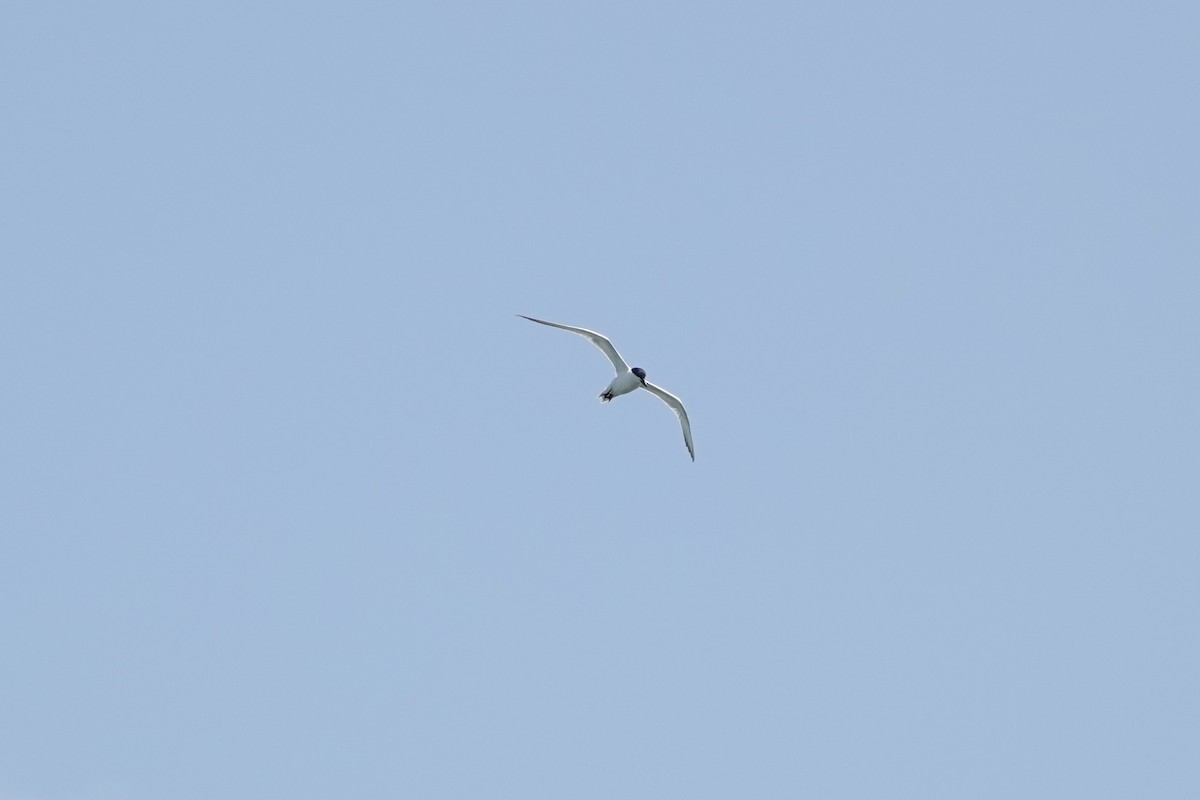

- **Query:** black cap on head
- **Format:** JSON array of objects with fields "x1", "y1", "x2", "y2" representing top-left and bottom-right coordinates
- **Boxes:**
[{"x1": 632, "y1": 367, "x2": 646, "y2": 382}]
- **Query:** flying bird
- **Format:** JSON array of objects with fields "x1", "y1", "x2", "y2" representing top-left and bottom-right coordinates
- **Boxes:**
[{"x1": 517, "y1": 314, "x2": 694, "y2": 461}]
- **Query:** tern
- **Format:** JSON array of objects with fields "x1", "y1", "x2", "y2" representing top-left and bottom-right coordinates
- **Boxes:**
[{"x1": 518, "y1": 314, "x2": 694, "y2": 461}]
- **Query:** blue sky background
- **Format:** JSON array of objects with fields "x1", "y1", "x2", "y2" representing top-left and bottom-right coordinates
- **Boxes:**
[{"x1": 3, "y1": 3, "x2": 1198, "y2": 798}]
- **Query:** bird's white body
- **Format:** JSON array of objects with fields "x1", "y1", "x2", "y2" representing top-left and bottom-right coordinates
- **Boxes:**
[
  {"x1": 518, "y1": 314, "x2": 695, "y2": 461},
  {"x1": 604, "y1": 370, "x2": 644, "y2": 400}
]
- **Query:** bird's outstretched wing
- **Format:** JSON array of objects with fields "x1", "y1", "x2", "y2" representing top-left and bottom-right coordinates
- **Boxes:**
[
  {"x1": 517, "y1": 315, "x2": 629, "y2": 375},
  {"x1": 642, "y1": 381, "x2": 694, "y2": 461}
]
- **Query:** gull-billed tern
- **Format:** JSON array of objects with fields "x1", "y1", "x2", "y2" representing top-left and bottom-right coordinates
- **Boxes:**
[{"x1": 518, "y1": 314, "x2": 694, "y2": 461}]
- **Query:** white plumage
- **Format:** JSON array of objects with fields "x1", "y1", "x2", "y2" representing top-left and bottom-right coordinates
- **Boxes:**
[{"x1": 518, "y1": 314, "x2": 694, "y2": 461}]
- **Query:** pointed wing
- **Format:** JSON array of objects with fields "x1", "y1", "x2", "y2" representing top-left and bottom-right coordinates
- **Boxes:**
[
  {"x1": 517, "y1": 315, "x2": 629, "y2": 375},
  {"x1": 642, "y1": 381, "x2": 695, "y2": 461}
]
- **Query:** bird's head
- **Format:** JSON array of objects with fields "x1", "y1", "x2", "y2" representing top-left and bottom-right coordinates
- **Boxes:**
[{"x1": 632, "y1": 367, "x2": 647, "y2": 385}]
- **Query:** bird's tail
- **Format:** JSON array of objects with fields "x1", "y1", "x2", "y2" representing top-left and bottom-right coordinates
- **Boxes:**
[{"x1": 599, "y1": 389, "x2": 614, "y2": 403}]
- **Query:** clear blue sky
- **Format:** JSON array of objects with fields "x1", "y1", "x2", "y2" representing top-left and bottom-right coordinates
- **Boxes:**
[{"x1": 3, "y1": 3, "x2": 1197, "y2": 798}]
